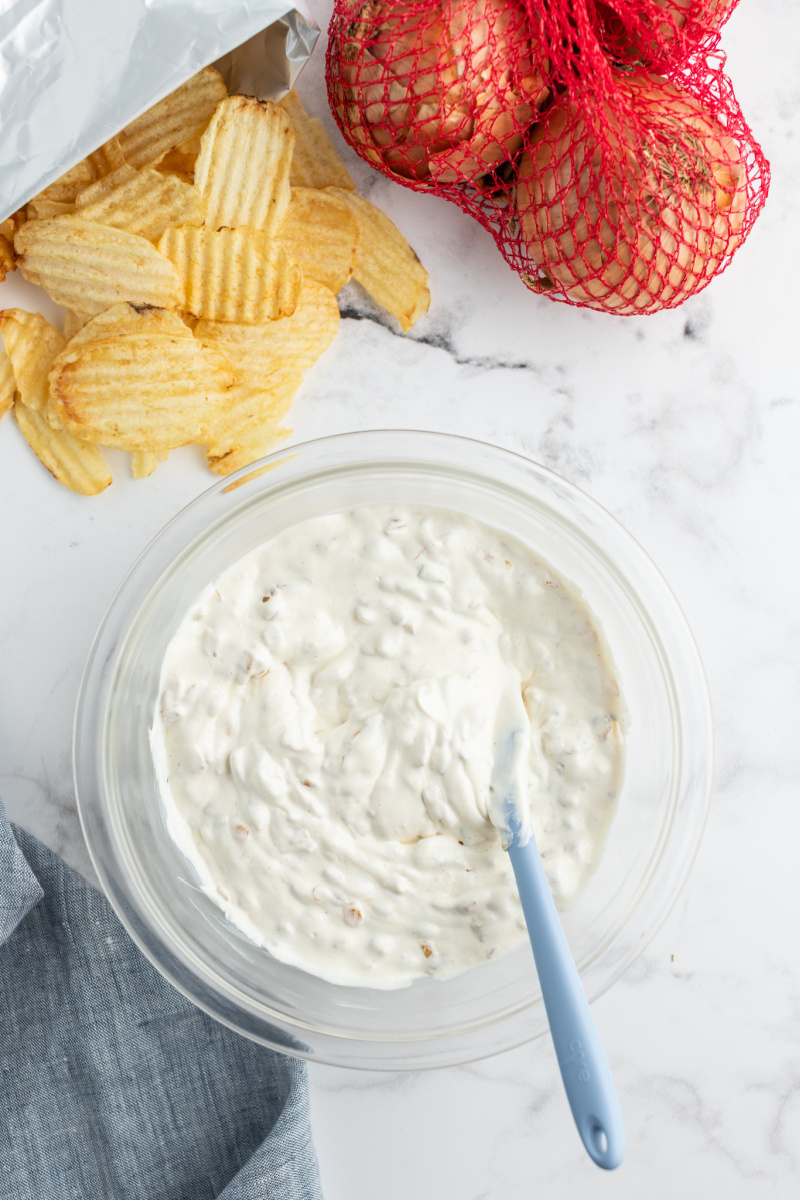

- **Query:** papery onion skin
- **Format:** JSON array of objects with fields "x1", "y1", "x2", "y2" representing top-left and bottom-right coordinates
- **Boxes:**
[
  {"x1": 515, "y1": 74, "x2": 746, "y2": 315},
  {"x1": 328, "y1": 0, "x2": 550, "y2": 185},
  {"x1": 593, "y1": 0, "x2": 736, "y2": 67}
]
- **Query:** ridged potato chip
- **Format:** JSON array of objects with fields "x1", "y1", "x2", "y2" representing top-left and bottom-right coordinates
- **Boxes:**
[
  {"x1": 26, "y1": 199, "x2": 75, "y2": 221},
  {"x1": 76, "y1": 165, "x2": 204, "y2": 242},
  {"x1": 55, "y1": 303, "x2": 193, "y2": 363},
  {"x1": 75, "y1": 164, "x2": 138, "y2": 210},
  {"x1": 63, "y1": 310, "x2": 90, "y2": 340},
  {"x1": 158, "y1": 225, "x2": 301, "y2": 323},
  {"x1": 1, "y1": 343, "x2": 15, "y2": 419},
  {"x1": 1, "y1": 81, "x2": 431, "y2": 496},
  {"x1": 194, "y1": 280, "x2": 340, "y2": 381},
  {"x1": 0, "y1": 232, "x2": 14, "y2": 282},
  {"x1": 279, "y1": 91, "x2": 356, "y2": 191},
  {"x1": 49, "y1": 333, "x2": 233, "y2": 450},
  {"x1": 277, "y1": 189, "x2": 358, "y2": 294},
  {"x1": 0, "y1": 309, "x2": 65, "y2": 413},
  {"x1": 208, "y1": 423, "x2": 292, "y2": 477},
  {"x1": 15, "y1": 399, "x2": 111, "y2": 495},
  {"x1": 15, "y1": 218, "x2": 181, "y2": 315},
  {"x1": 28, "y1": 137, "x2": 126, "y2": 208},
  {"x1": 328, "y1": 189, "x2": 430, "y2": 331},
  {"x1": 131, "y1": 448, "x2": 168, "y2": 479},
  {"x1": 30, "y1": 159, "x2": 96, "y2": 207},
  {"x1": 118, "y1": 67, "x2": 228, "y2": 169},
  {"x1": 157, "y1": 137, "x2": 201, "y2": 182},
  {"x1": 87, "y1": 138, "x2": 127, "y2": 177},
  {"x1": 195, "y1": 96, "x2": 294, "y2": 236},
  {"x1": 205, "y1": 371, "x2": 301, "y2": 475}
]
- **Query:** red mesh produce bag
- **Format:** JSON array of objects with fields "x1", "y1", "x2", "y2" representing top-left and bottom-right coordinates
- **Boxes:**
[{"x1": 326, "y1": 0, "x2": 769, "y2": 315}]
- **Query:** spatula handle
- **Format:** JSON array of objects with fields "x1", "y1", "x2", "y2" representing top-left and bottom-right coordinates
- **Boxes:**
[{"x1": 508, "y1": 837, "x2": 625, "y2": 1170}]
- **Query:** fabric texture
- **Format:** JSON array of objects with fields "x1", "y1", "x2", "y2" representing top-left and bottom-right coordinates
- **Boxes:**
[{"x1": 0, "y1": 800, "x2": 323, "y2": 1200}]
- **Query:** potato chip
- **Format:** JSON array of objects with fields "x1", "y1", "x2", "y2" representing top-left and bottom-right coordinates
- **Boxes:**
[
  {"x1": 56, "y1": 302, "x2": 193, "y2": 362},
  {"x1": 28, "y1": 159, "x2": 97, "y2": 208},
  {"x1": 75, "y1": 165, "x2": 204, "y2": 242},
  {"x1": 1, "y1": 71, "x2": 431, "y2": 496},
  {"x1": 0, "y1": 309, "x2": 65, "y2": 413},
  {"x1": 26, "y1": 199, "x2": 75, "y2": 221},
  {"x1": 195, "y1": 96, "x2": 294, "y2": 236},
  {"x1": 194, "y1": 280, "x2": 339, "y2": 381},
  {"x1": 28, "y1": 137, "x2": 126, "y2": 209},
  {"x1": 1, "y1": 343, "x2": 15, "y2": 419},
  {"x1": 157, "y1": 137, "x2": 201, "y2": 182},
  {"x1": 327, "y1": 189, "x2": 430, "y2": 332},
  {"x1": 74, "y1": 164, "x2": 138, "y2": 210},
  {"x1": 87, "y1": 137, "x2": 127, "y2": 178},
  {"x1": 158, "y1": 225, "x2": 301, "y2": 323},
  {"x1": 49, "y1": 333, "x2": 233, "y2": 450},
  {"x1": 155, "y1": 163, "x2": 193, "y2": 186},
  {"x1": 63, "y1": 310, "x2": 89, "y2": 340},
  {"x1": 0, "y1": 232, "x2": 14, "y2": 282},
  {"x1": 180, "y1": 137, "x2": 203, "y2": 157},
  {"x1": 131, "y1": 448, "x2": 168, "y2": 479},
  {"x1": 277, "y1": 188, "x2": 358, "y2": 294},
  {"x1": 209, "y1": 425, "x2": 291, "y2": 477},
  {"x1": 117, "y1": 67, "x2": 228, "y2": 170},
  {"x1": 279, "y1": 91, "x2": 356, "y2": 191},
  {"x1": 14, "y1": 398, "x2": 111, "y2": 495},
  {"x1": 15, "y1": 218, "x2": 181, "y2": 315},
  {"x1": 205, "y1": 371, "x2": 300, "y2": 475}
]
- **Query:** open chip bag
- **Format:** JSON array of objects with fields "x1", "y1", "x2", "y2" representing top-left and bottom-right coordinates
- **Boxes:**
[
  {"x1": 0, "y1": 1, "x2": 319, "y2": 221},
  {"x1": 0, "y1": 0, "x2": 431, "y2": 493}
]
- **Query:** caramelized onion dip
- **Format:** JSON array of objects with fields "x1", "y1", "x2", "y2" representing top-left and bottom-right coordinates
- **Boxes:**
[{"x1": 152, "y1": 505, "x2": 625, "y2": 988}]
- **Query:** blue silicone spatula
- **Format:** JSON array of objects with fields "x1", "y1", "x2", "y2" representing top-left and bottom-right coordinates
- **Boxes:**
[{"x1": 496, "y1": 731, "x2": 625, "y2": 1170}]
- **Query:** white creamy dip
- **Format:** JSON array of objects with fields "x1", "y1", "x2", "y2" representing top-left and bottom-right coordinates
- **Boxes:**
[{"x1": 152, "y1": 505, "x2": 624, "y2": 989}]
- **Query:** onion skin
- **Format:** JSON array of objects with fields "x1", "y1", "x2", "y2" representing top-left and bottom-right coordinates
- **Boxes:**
[
  {"x1": 515, "y1": 74, "x2": 746, "y2": 315},
  {"x1": 328, "y1": 0, "x2": 550, "y2": 185},
  {"x1": 593, "y1": 0, "x2": 736, "y2": 66}
]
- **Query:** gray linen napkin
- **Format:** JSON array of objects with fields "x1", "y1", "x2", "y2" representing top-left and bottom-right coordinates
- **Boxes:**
[{"x1": 0, "y1": 800, "x2": 323, "y2": 1200}]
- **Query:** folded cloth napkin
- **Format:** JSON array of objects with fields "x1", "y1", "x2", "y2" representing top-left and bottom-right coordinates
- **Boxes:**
[{"x1": 0, "y1": 801, "x2": 323, "y2": 1200}]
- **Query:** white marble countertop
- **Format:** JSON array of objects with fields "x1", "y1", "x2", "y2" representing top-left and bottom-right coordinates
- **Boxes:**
[{"x1": 2, "y1": 1, "x2": 799, "y2": 1195}]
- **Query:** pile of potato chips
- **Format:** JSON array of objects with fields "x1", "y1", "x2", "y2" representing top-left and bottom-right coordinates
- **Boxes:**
[{"x1": 0, "y1": 69, "x2": 430, "y2": 494}]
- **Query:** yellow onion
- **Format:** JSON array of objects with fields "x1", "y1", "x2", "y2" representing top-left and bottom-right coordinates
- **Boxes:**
[
  {"x1": 515, "y1": 73, "x2": 746, "y2": 314},
  {"x1": 593, "y1": 0, "x2": 735, "y2": 66},
  {"x1": 328, "y1": 0, "x2": 549, "y2": 185}
]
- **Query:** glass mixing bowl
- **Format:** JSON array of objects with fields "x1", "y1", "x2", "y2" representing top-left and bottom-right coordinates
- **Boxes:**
[{"x1": 74, "y1": 430, "x2": 712, "y2": 1070}]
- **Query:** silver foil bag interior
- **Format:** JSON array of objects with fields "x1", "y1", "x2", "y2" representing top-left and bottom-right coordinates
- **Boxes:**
[{"x1": 0, "y1": 0, "x2": 318, "y2": 221}]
